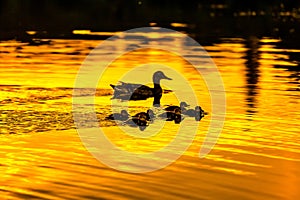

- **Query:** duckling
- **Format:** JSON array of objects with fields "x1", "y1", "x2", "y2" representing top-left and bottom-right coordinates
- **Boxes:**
[
  {"x1": 173, "y1": 107, "x2": 182, "y2": 124},
  {"x1": 164, "y1": 102, "x2": 189, "y2": 112},
  {"x1": 131, "y1": 109, "x2": 153, "y2": 125},
  {"x1": 181, "y1": 105, "x2": 207, "y2": 121},
  {"x1": 183, "y1": 108, "x2": 196, "y2": 117},
  {"x1": 158, "y1": 103, "x2": 187, "y2": 124},
  {"x1": 164, "y1": 102, "x2": 188, "y2": 117},
  {"x1": 106, "y1": 110, "x2": 129, "y2": 121},
  {"x1": 110, "y1": 71, "x2": 172, "y2": 107},
  {"x1": 194, "y1": 106, "x2": 206, "y2": 121},
  {"x1": 128, "y1": 109, "x2": 154, "y2": 131}
]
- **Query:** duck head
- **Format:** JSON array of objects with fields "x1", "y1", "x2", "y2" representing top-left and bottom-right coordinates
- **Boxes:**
[
  {"x1": 121, "y1": 110, "x2": 129, "y2": 117},
  {"x1": 195, "y1": 106, "x2": 201, "y2": 111},
  {"x1": 180, "y1": 102, "x2": 189, "y2": 107},
  {"x1": 194, "y1": 106, "x2": 205, "y2": 121},
  {"x1": 180, "y1": 102, "x2": 189, "y2": 111},
  {"x1": 153, "y1": 71, "x2": 172, "y2": 84}
]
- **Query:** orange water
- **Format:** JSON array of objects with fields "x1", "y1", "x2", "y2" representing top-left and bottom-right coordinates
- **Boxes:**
[{"x1": 0, "y1": 35, "x2": 299, "y2": 199}]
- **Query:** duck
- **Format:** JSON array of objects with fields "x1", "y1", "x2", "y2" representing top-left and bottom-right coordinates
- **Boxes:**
[
  {"x1": 158, "y1": 102, "x2": 188, "y2": 124},
  {"x1": 194, "y1": 106, "x2": 206, "y2": 121},
  {"x1": 105, "y1": 110, "x2": 129, "y2": 121},
  {"x1": 172, "y1": 107, "x2": 182, "y2": 124},
  {"x1": 182, "y1": 106, "x2": 207, "y2": 121},
  {"x1": 110, "y1": 71, "x2": 172, "y2": 107},
  {"x1": 158, "y1": 108, "x2": 182, "y2": 124},
  {"x1": 124, "y1": 109, "x2": 154, "y2": 131},
  {"x1": 164, "y1": 102, "x2": 189, "y2": 112},
  {"x1": 132, "y1": 109, "x2": 154, "y2": 125}
]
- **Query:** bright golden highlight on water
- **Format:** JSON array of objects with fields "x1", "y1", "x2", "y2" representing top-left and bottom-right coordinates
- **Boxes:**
[{"x1": 0, "y1": 34, "x2": 299, "y2": 199}]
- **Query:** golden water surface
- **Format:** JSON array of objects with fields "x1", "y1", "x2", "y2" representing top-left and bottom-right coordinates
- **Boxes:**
[{"x1": 0, "y1": 34, "x2": 300, "y2": 199}]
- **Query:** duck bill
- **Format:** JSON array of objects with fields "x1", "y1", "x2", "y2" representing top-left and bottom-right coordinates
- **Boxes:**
[{"x1": 164, "y1": 76, "x2": 172, "y2": 80}]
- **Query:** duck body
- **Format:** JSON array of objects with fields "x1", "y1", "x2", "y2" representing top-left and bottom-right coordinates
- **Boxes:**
[
  {"x1": 125, "y1": 109, "x2": 154, "y2": 131},
  {"x1": 131, "y1": 109, "x2": 154, "y2": 125},
  {"x1": 164, "y1": 102, "x2": 189, "y2": 112},
  {"x1": 132, "y1": 112, "x2": 149, "y2": 127},
  {"x1": 183, "y1": 109, "x2": 196, "y2": 117},
  {"x1": 159, "y1": 102, "x2": 188, "y2": 124},
  {"x1": 181, "y1": 106, "x2": 207, "y2": 121},
  {"x1": 110, "y1": 71, "x2": 172, "y2": 106},
  {"x1": 158, "y1": 111, "x2": 182, "y2": 124},
  {"x1": 110, "y1": 83, "x2": 158, "y2": 101}
]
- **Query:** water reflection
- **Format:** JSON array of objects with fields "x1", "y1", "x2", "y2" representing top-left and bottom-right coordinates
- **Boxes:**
[
  {"x1": 274, "y1": 50, "x2": 300, "y2": 91},
  {"x1": 244, "y1": 36, "x2": 261, "y2": 116},
  {"x1": 0, "y1": 36, "x2": 300, "y2": 199}
]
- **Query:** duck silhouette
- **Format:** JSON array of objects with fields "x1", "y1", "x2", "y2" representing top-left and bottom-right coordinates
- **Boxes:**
[
  {"x1": 194, "y1": 106, "x2": 206, "y2": 121},
  {"x1": 110, "y1": 71, "x2": 172, "y2": 107},
  {"x1": 182, "y1": 106, "x2": 207, "y2": 121},
  {"x1": 165, "y1": 102, "x2": 189, "y2": 112},
  {"x1": 158, "y1": 102, "x2": 189, "y2": 124},
  {"x1": 171, "y1": 107, "x2": 182, "y2": 124},
  {"x1": 105, "y1": 110, "x2": 129, "y2": 121},
  {"x1": 124, "y1": 109, "x2": 154, "y2": 131},
  {"x1": 132, "y1": 109, "x2": 153, "y2": 124}
]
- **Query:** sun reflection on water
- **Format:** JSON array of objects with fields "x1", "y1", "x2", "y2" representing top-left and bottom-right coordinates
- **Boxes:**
[{"x1": 0, "y1": 35, "x2": 299, "y2": 199}]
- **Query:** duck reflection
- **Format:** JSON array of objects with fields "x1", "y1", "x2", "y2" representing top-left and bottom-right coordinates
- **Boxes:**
[
  {"x1": 244, "y1": 36, "x2": 261, "y2": 116},
  {"x1": 274, "y1": 51, "x2": 300, "y2": 91}
]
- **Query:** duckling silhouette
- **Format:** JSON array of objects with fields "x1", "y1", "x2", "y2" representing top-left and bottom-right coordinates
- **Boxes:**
[
  {"x1": 165, "y1": 102, "x2": 189, "y2": 112},
  {"x1": 106, "y1": 110, "x2": 129, "y2": 121},
  {"x1": 181, "y1": 106, "x2": 207, "y2": 121},
  {"x1": 158, "y1": 102, "x2": 188, "y2": 124},
  {"x1": 194, "y1": 106, "x2": 206, "y2": 121},
  {"x1": 172, "y1": 107, "x2": 182, "y2": 124},
  {"x1": 182, "y1": 105, "x2": 198, "y2": 117},
  {"x1": 132, "y1": 109, "x2": 153, "y2": 124},
  {"x1": 110, "y1": 71, "x2": 172, "y2": 107},
  {"x1": 127, "y1": 109, "x2": 154, "y2": 131}
]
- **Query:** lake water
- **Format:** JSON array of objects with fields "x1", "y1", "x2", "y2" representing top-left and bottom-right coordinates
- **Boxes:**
[{"x1": 0, "y1": 31, "x2": 299, "y2": 199}]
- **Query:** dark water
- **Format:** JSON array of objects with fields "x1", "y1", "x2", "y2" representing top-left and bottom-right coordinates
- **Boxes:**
[{"x1": 0, "y1": 33, "x2": 299, "y2": 199}]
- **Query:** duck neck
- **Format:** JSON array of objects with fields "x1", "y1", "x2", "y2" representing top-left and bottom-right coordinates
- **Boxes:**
[
  {"x1": 153, "y1": 78, "x2": 162, "y2": 107},
  {"x1": 153, "y1": 83, "x2": 162, "y2": 107},
  {"x1": 153, "y1": 76, "x2": 161, "y2": 85},
  {"x1": 153, "y1": 83, "x2": 161, "y2": 89},
  {"x1": 153, "y1": 96, "x2": 161, "y2": 107}
]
